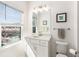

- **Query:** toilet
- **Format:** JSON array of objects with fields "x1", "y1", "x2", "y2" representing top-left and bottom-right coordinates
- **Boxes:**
[{"x1": 56, "y1": 41, "x2": 68, "y2": 57}]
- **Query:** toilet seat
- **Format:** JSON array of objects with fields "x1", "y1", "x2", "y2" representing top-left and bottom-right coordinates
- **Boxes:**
[{"x1": 56, "y1": 54, "x2": 67, "y2": 57}]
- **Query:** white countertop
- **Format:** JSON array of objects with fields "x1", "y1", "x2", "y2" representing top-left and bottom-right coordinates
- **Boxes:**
[{"x1": 25, "y1": 35, "x2": 51, "y2": 41}]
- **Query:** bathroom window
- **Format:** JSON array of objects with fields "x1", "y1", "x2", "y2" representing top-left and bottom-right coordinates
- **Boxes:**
[
  {"x1": 0, "y1": 2, "x2": 22, "y2": 47},
  {"x1": 1, "y1": 26, "x2": 21, "y2": 47},
  {"x1": 0, "y1": 2, "x2": 22, "y2": 24},
  {"x1": 6, "y1": 6, "x2": 21, "y2": 24}
]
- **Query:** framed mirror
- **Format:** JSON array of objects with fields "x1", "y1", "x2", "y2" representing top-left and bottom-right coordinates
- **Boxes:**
[{"x1": 32, "y1": 5, "x2": 50, "y2": 35}]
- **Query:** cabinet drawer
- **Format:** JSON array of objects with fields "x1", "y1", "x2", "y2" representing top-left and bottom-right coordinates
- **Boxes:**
[
  {"x1": 30, "y1": 39, "x2": 39, "y2": 45},
  {"x1": 40, "y1": 40, "x2": 48, "y2": 46}
]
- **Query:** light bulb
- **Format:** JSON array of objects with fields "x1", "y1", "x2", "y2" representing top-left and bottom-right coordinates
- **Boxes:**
[
  {"x1": 33, "y1": 8, "x2": 38, "y2": 14},
  {"x1": 38, "y1": 8, "x2": 42, "y2": 12},
  {"x1": 43, "y1": 6, "x2": 49, "y2": 11}
]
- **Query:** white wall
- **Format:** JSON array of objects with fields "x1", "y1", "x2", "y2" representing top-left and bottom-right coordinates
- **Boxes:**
[{"x1": 27, "y1": 1, "x2": 78, "y2": 51}]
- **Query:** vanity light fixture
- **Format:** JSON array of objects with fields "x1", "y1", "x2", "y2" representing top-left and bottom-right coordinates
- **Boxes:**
[
  {"x1": 33, "y1": 8, "x2": 38, "y2": 14},
  {"x1": 42, "y1": 5, "x2": 49, "y2": 11},
  {"x1": 33, "y1": 5, "x2": 49, "y2": 14}
]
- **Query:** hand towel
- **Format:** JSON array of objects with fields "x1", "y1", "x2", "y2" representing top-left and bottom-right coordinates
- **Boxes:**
[{"x1": 58, "y1": 29, "x2": 65, "y2": 39}]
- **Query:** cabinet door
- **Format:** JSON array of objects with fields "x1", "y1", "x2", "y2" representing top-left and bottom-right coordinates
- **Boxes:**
[
  {"x1": 31, "y1": 43, "x2": 39, "y2": 56},
  {"x1": 0, "y1": 3, "x2": 5, "y2": 23},
  {"x1": 37, "y1": 45, "x2": 48, "y2": 57},
  {"x1": 6, "y1": 6, "x2": 21, "y2": 24}
]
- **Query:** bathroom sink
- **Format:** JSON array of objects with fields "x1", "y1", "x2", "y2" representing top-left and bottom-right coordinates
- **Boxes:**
[
  {"x1": 32, "y1": 34, "x2": 44, "y2": 37},
  {"x1": 32, "y1": 36, "x2": 40, "y2": 38},
  {"x1": 32, "y1": 35, "x2": 51, "y2": 41},
  {"x1": 33, "y1": 36, "x2": 39, "y2": 37}
]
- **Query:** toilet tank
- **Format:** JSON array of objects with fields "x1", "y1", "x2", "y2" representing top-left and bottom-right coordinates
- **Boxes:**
[{"x1": 56, "y1": 41, "x2": 68, "y2": 54}]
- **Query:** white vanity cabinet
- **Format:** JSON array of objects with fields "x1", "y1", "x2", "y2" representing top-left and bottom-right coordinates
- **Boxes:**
[
  {"x1": 37, "y1": 44, "x2": 48, "y2": 57},
  {"x1": 25, "y1": 36, "x2": 50, "y2": 57},
  {"x1": 34, "y1": 40, "x2": 49, "y2": 57}
]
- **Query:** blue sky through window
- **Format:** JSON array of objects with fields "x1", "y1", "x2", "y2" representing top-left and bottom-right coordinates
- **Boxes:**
[
  {"x1": 6, "y1": 6, "x2": 21, "y2": 24},
  {"x1": 0, "y1": 3, "x2": 21, "y2": 24},
  {"x1": 0, "y1": 3, "x2": 5, "y2": 23}
]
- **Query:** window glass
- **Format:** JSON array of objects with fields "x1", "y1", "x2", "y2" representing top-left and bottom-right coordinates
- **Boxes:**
[
  {"x1": 0, "y1": 3, "x2": 5, "y2": 23},
  {"x1": 6, "y1": 6, "x2": 21, "y2": 24}
]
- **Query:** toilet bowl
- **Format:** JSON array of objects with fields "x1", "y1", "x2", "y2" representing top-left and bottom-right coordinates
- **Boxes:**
[{"x1": 56, "y1": 41, "x2": 68, "y2": 57}]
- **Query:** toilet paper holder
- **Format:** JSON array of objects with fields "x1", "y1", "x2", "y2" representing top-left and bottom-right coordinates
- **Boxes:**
[
  {"x1": 69, "y1": 49, "x2": 78, "y2": 57},
  {"x1": 75, "y1": 51, "x2": 79, "y2": 57}
]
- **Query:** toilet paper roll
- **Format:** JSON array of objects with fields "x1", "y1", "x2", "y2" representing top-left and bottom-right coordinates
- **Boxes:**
[{"x1": 69, "y1": 49, "x2": 77, "y2": 55}]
